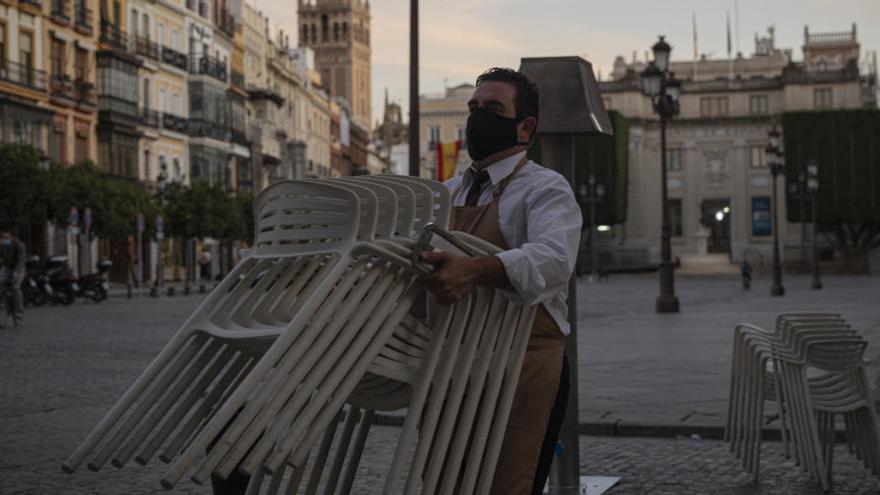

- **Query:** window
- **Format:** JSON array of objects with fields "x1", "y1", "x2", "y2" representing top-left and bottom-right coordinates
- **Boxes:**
[
  {"x1": 143, "y1": 149, "x2": 150, "y2": 181},
  {"x1": 301, "y1": 24, "x2": 308, "y2": 43},
  {"x1": 158, "y1": 88, "x2": 165, "y2": 114},
  {"x1": 171, "y1": 29, "x2": 179, "y2": 51},
  {"x1": 321, "y1": 15, "x2": 328, "y2": 42},
  {"x1": 668, "y1": 199, "x2": 683, "y2": 237},
  {"x1": 50, "y1": 38, "x2": 65, "y2": 76},
  {"x1": 142, "y1": 78, "x2": 150, "y2": 110},
  {"x1": 666, "y1": 148, "x2": 683, "y2": 171},
  {"x1": 142, "y1": 15, "x2": 150, "y2": 40},
  {"x1": 749, "y1": 95, "x2": 768, "y2": 115},
  {"x1": 157, "y1": 23, "x2": 164, "y2": 46},
  {"x1": 129, "y1": 9, "x2": 137, "y2": 35},
  {"x1": 19, "y1": 31, "x2": 33, "y2": 70},
  {"x1": 75, "y1": 47, "x2": 87, "y2": 80},
  {"x1": 172, "y1": 93, "x2": 180, "y2": 114},
  {"x1": 333, "y1": 22, "x2": 339, "y2": 41},
  {"x1": 0, "y1": 23, "x2": 7, "y2": 67},
  {"x1": 74, "y1": 120, "x2": 89, "y2": 163},
  {"x1": 750, "y1": 145, "x2": 766, "y2": 168},
  {"x1": 428, "y1": 125, "x2": 441, "y2": 148},
  {"x1": 50, "y1": 118, "x2": 66, "y2": 164},
  {"x1": 699, "y1": 96, "x2": 728, "y2": 117},
  {"x1": 814, "y1": 88, "x2": 832, "y2": 109}
]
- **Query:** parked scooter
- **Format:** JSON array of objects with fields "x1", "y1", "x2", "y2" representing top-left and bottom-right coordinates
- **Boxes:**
[
  {"x1": 22, "y1": 256, "x2": 53, "y2": 307},
  {"x1": 76, "y1": 259, "x2": 112, "y2": 302},
  {"x1": 46, "y1": 256, "x2": 79, "y2": 305}
]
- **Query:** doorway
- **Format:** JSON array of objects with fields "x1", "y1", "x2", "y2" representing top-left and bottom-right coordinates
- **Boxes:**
[{"x1": 701, "y1": 199, "x2": 731, "y2": 254}]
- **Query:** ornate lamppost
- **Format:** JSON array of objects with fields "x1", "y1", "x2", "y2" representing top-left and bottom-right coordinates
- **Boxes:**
[
  {"x1": 579, "y1": 174, "x2": 605, "y2": 284},
  {"x1": 766, "y1": 126, "x2": 785, "y2": 296},
  {"x1": 641, "y1": 36, "x2": 682, "y2": 313}
]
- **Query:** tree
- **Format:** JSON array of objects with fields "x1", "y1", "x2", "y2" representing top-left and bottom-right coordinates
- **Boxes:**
[
  {"x1": 782, "y1": 110, "x2": 880, "y2": 267},
  {"x1": 0, "y1": 144, "x2": 50, "y2": 234}
]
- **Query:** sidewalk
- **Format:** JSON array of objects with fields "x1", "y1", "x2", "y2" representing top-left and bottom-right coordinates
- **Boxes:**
[{"x1": 574, "y1": 273, "x2": 880, "y2": 438}]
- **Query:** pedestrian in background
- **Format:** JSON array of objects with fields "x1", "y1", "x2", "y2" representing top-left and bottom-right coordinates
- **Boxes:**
[
  {"x1": 0, "y1": 229, "x2": 26, "y2": 319},
  {"x1": 198, "y1": 246, "x2": 212, "y2": 292},
  {"x1": 740, "y1": 258, "x2": 752, "y2": 290}
]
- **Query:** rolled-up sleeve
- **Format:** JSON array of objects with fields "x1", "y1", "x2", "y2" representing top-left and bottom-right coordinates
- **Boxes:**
[{"x1": 494, "y1": 176, "x2": 582, "y2": 306}]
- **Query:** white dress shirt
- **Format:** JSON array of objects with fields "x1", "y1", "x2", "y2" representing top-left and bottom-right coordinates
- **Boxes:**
[{"x1": 444, "y1": 151, "x2": 583, "y2": 336}]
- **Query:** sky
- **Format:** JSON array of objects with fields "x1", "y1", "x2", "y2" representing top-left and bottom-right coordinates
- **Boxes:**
[{"x1": 250, "y1": 0, "x2": 879, "y2": 125}]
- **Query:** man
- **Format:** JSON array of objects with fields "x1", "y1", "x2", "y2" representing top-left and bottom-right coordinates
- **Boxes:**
[
  {"x1": 0, "y1": 229, "x2": 26, "y2": 319},
  {"x1": 420, "y1": 67, "x2": 583, "y2": 494}
]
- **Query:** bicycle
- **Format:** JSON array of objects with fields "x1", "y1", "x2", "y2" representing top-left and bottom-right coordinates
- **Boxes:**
[{"x1": 0, "y1": 272, "x2": 22, "y2": 328}]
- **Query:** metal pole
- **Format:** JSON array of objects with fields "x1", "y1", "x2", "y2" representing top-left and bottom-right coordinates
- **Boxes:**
[
  {"x1": 589, "y1": 185, "x2": 598, "y2": 284},
  {"x1": 407, "y1": 0, "x2": 420, "y2": 177},
  {"x1": 811, "y1": 194, "x2": 822, "y2": 289},
  {"x1": 136, "y1": 229, "x2": 142, "y2": 296},
  {"x1": 656, "y1": 99, "x2": 679, "y2": 313},
  {"x1": 770, "y1": 167, "x2": 785, "y2": 296},
  {"x1": 548, "y1": 134, "x2": 581, "y2": 495}
]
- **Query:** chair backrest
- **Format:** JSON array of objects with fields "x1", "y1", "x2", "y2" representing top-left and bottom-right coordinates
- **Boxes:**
[
  {"x1": 382, "y1": 175, "x2": 451, "y2": 230},
  {"x1": 252, "y1": 180, "x2": 359, "y2": 257},
  {"x1": 308, "y1": 179, "x2": 378, "y2": 241},
  {"x1": 337, "y1": 177, "x2": 398, "y2": 240},
  {"x1": 805, "y1": 339, "x2": 868, "y2": 372},
  {"x1": 356, "y1": 177, "x2": 417, "y2": 238}
]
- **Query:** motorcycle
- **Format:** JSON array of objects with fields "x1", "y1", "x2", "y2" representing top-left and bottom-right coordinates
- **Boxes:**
[
  {"x1": 22, "y1": 256, "x2": 52, "y2": 307},
  {"x1": 46, "y1": 256, "x2": 79, "y2": 306},
  {"x1": 76, "y1": 259, "x2": 112, "y2": 302}
]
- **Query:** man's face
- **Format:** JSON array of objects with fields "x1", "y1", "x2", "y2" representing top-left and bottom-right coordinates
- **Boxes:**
[
  {"x1": 467, "y1": 81, "x2": 535, "y2": 147},
  {"x1": 468, "y1": 81, "x2": 517, "y2": 120}
]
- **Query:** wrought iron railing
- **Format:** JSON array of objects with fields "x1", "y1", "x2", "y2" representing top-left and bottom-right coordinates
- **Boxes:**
[
  {"x1": 99, "y1": 22, "x2": 127, "y2": 50},
  {"x1": 50, "y1": 74, "x2": 75, "y2": 99},
  {"x1": 0, "y1": 60, "x2": 48, "y2": 91},
  {"x1": 160, "y1": 46, "x2": 187, "y2": 71},
  {"x1": 188, "y1": 118, "x2": 230, "y2": 141},
  {"x1": 51, "y1": 0, "x2": 70, "y2": 22},
  {"x1": 188, "y1": 54, "x2": 227, "y2": 83},
  {"x1": 140, "y1": 108, "x2": 159, "y2": 127},
  {"x1": 131, "y1": 34, "x2": 158, "y2": 60},
  {"x1": 75, "y1": 79, "x2": 96, "y2": 105},
  {"x1": 161, "y1": 113, "x2": 188, "y2": 133}
]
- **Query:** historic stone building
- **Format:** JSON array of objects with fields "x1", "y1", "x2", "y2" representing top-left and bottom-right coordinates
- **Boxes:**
[
  {"x1": 418, "y1": 83, "x2": 471, "y2": 179},
  {"x1": 297, "y1": 0, "x2": 371, "y2": 131},
  {"x1": 598, "y1": 25, "x2": 876, "y2": 270}
]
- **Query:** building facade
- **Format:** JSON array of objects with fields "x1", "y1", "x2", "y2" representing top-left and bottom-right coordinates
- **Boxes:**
[
  {"x1": 418, "y1": 83, "x2": 471, "y2": 179},
  {"x1": 598, "y1": 25, "x2": 875, "y2": 268},
  {"x1": 297, "y1": 0, "x2": 371, "y2": 131}
]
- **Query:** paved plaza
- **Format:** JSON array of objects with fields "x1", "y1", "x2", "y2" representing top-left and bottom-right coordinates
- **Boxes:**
[{"x1": 2, "y1": 274, "x2": 880, "y2": 493}]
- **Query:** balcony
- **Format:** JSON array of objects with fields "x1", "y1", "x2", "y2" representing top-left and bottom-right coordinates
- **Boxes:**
[
  {"x1": 189, "y1": 118, "x2": 230, "y2": 141},
  {"x1": 232, "y1": 128, "x2": 247, "y2": 145},
  {"x1": 189, "y1": 55, "x2": 227, "y2": 83},
  {"x1": 140, "y1": 108, "x2": 159, "y2": 127},
  {"x1": 0, "y1": 60, "x2": 48, "y2": 92},
  {"x1": 74, "y1": 2, "x2": 92, "y2": 33},
  {"x1": 161, "y1": 113, "x2": 188, "y2": 133},
  {"x1": 216, "y1": 9, "x2": 235, "y2": 37},
  {"x1": 231, "y1": 70, "x2": 244, "y2": 89},
  {"x1": 50, "y1": 74, "x2": 76, "y2": 101},
  {"x1": 51, "y1": 0, "x2": 70, "y2": 23},
  {"x1": 160, "y1": 46, "x2": 187, "y2": 72},
  {"x1": 131, "y1": 35, "x2": 158, "y2": 60},
  {"x1": 99, "y1": 22, "x2": 127, "y2": 50},
  {"x1": 75, "y1": 79, "x2": 96, "y2": 107},
  {"x1": 97, "y1": 95, "x2": 139, "y2": 127}
]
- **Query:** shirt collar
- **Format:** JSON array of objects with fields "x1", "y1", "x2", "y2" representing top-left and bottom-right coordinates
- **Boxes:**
[{"x1": 465, "y1": 151, "x2": 527, "y2": 188}]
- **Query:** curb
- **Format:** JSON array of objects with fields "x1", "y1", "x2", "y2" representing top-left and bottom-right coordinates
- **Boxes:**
[{"x1": 374, "y1": 415, "x2": 851, "y2": 443}]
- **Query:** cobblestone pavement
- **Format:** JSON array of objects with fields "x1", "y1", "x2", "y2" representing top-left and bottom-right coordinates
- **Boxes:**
[{"x1": 3, "y1": 276, "x2": 880, "y2": 493}]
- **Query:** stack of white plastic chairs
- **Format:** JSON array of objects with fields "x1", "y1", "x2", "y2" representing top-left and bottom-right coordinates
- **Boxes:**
[
  {"x1": 63, "y1": 175, "x2": 538, "y2": 495},
  {"x1": 725, "y1": 313, "x2": 879, "y2": 491}
]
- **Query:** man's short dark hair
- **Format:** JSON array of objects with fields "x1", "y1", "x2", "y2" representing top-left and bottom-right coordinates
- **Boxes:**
[{"x1": 475, "y1": 67, "x2": 539, "y2": 125}]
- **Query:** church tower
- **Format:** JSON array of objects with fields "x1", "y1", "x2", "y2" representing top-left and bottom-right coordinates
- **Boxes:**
[{"x1": 298, "y1": 0, "x2": 372, "y2": 132}]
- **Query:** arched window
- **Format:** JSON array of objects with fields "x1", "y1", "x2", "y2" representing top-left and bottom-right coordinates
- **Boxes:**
[{"x1": 333, "y1": 22, "x2": 339, "y2": 41}]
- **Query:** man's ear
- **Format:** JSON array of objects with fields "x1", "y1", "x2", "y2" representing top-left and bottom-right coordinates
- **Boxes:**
[{"x1": 518, "y1": 116, "x2": 537, "y2": 143}]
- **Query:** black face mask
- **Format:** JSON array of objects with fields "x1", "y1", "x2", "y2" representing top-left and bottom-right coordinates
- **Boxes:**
[{"x1": 466, "y1": 107, "x2": 528, "y2": 161}]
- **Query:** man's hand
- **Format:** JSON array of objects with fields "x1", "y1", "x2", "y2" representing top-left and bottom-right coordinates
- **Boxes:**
[{"x1": 419, "y1": 251, "x2": 510, "y2": 305}]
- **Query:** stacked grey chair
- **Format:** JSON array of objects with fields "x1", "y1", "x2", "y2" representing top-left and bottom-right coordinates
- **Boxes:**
[
  {"x1": 725, "y1": 313, "x2": 879, "y2": 491},
  {"x1": 64, "y1": 175, "x2": 538, "y2": 495}
]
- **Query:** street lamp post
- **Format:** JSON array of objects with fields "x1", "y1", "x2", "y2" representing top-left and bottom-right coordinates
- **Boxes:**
[
  {"x1": 641, "y1": 35, "x2": 681, "y2": 313},
  {"x1": 150, "y1": 168, "x2": 168, "y2": 298},
  {"x1": 579, "y1": 174, "x2": 605, "y2": 284},
  {"x1": 807, "y1": 160, "x2": 822, "y2": 289},
  {"x1": 766, "y1": 126, "x2": 785, "y2": 296}
]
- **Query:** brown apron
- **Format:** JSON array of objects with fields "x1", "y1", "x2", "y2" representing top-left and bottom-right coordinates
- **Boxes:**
[{"x1": 450, "y1": 157, "x2": 566, "y2": 495}]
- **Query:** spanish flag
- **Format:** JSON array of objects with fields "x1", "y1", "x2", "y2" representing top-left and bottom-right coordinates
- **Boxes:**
[{"x1": 436, "y1": 141, "x2": 461, "y2": 182}]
